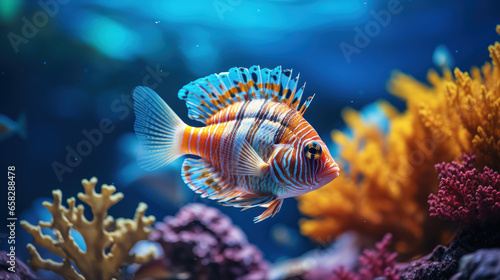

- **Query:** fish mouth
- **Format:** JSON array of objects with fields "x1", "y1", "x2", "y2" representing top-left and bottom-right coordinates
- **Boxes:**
[{"x1": 317, "y1": 162, "x2": 340, "y2": 184}]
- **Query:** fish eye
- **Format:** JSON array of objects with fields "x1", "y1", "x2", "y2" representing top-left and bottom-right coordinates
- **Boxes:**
[{"x1": 304, "y1": 141, "x2": 322, "y2": 160}]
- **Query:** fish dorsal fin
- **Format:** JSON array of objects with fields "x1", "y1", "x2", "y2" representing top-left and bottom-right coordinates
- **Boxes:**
[
  {"x1": 298, "y1": 94, "x2": 315, "y2": 115},
  {"x1": 178, "y1": 65, "x2": 309, "y2": 124}
]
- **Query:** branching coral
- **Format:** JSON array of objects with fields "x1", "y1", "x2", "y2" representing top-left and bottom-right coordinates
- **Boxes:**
[
  {"x1": 21, "y1": 177, "x2": 156, "y2": 280},
  {"x1": 297, "y1": 25, "x2": 500, "y2": 256},
  {"x1": 135, "y1": 203, "x2": 269, "y2": 280},
  {"x1": 400, "y1": 154, "x2": 500, "y2": 279},
  {"x1": 328, "y1": 233, "x2": 400, "y2": 280},
  {"x1": 357, "y1": 233, "x2": 399, "y2": 280},
  {"x1": 298, "y1": 97, "x2": 456, "y2": 255},
  {"x1": 429, "y1": 154, "x2": 500, "y2": 225},
  {"x1": 395, "y1": 26, "x2": 500, "y2": 170}
]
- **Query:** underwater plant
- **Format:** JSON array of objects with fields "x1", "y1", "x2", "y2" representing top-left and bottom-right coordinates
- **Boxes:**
[
  {"x1": 135, "y1": 203, "x2": 269, "y2": 280},
  {"x1": 399, "y1": 154, "x2": 500, "y2": 280},
  {"x1": 21, "y1": 177, "x2": 156, "y2": 280},
  {"x1": 297, "y1": 25, "x2": 500, "y2": 256}
]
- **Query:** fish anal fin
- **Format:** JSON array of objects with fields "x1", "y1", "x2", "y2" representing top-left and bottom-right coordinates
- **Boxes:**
[
  {"x1": 254, "y1": 199, "x2": 283, "y2": 223},
  {"x1": 181, "y1": 158, "x2": 229, "y2": 199},
  {"x1": 222, "y1": 192, "x2": 275, "y2": 208}
]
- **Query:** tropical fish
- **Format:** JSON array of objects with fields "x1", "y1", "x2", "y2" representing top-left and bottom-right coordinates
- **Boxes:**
[
  {"x1": 0, "y1": 112, "x2": 26, "y2": 142},
  {"x1": 133, "y1": 65, "x2": 340, "y2": 222}
]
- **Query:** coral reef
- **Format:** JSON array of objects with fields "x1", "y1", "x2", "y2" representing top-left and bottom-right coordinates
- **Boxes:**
[
  {"x1": 356, "y1": 233, "x2": 399, "y2": 280},
  {"x1": 21, "y1": 177, "x2": 156, "y2": 280},
  {"x1": 297, "y1": 25, "x2": 500, "y2": 256},
  {"x1": 298, "y1": 97, "x2": 456, "y2": 255},
  {"x1": 400, "y1": 155, "x2": 500, "y2": 279},
  {"x1": 451, "y1": 249, "x2": 500, "y2": 280},
  {"x1": 391, "y1": 26, "x2": 500, "y2": 171},
  {"x1": 329, "y1": 233, "x2": 399, "y2": 280},
  {"x1": 429, "y1": 154, "x2": 500, "y2": 225},
  {"x1": 417, "y1": 26, "x2": 500, "y2": 170},
  {"x1": 135, "y1": 203, "x2": 269, "y2": 280},
  {"x1": 0, "y1": 251, "x2": 36, "y2": 280}
]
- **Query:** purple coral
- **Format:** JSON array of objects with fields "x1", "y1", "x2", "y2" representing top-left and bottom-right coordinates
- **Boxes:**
[
  {"x1": 138, "y1": 203, "x2": 268, "y2": 280},
  {"x1": 331, "y1": 234, "x2": 400, "y2": 280},
  {"x1": 428, "y1": 154, "x2": 500, "y2": 225},
  {"x1": 0, "y1": 251, "x2": 36, "y2": 280}
]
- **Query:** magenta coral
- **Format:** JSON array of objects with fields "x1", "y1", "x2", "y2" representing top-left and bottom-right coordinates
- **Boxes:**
[
  {"x1": 428, "y1": 154, "x2": 500, "y2": 225},
  {"x1": 401, "y1": 154, "x2": 500, "y2": 279},
  {"x1": 331, "y1": 233, "x2": 400, "y2": 280}
]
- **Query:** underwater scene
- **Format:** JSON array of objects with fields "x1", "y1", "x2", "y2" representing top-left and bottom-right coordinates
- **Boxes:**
[{"x1": 1, "y1": 0, "x2": 500, "y2": 279}]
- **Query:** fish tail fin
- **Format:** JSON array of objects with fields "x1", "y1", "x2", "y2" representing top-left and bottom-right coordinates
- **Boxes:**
[
  {"x1": 16, "y1": 111, "x2": 27, "y2": 139},
  {"x1": 133, "y1": 86, "x2": 186, "y2": 171}
]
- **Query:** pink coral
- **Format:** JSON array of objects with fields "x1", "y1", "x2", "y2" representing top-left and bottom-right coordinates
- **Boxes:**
[
  {"x1": 332, "y1": 266, "x2": 359, "y2": 280},
  {"x1": 428, "y1": 154, "x2": 500, "y2": 225},
  {"x1": 331, "y1": 234, "x2": 400, "y2": 280},
  {"x1": 357, "y1": 233, "x2": 399, "y2": 280}
]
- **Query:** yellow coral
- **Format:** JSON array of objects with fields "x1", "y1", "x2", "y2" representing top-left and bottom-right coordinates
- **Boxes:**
[
  {"x1": 21, "y1": 177, "x2": 156, "y2": 280},
  {"x1": 297, "y1": 25, "x2": 500, "y2": 256}
]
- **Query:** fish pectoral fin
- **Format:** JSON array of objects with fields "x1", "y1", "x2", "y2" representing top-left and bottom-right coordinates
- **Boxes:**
[
  {"x1": 254, "y1": 199, "x2": 284, "y2": 223},
  {"x1": 226, "y1": 133, "x2": 269, "y2": 177}
]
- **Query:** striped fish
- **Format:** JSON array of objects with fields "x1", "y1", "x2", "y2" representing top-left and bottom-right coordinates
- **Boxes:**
[{"x1": 133, "y1": 65, "x2": 340, "y2": 222}]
